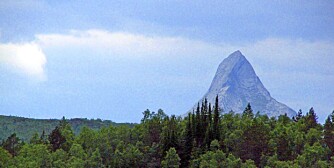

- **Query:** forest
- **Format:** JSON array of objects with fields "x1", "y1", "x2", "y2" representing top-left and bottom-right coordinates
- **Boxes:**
[
  {"x1": 1, "y1": 96, "x2": 334, "y2": 168},
  {"x1": 0, "y1": 115, "x2": 134, "y2": 142}
]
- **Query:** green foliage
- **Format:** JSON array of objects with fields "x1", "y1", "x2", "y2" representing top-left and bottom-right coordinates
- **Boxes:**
[
  {"x1": 87, "y1": 148, "x2": 103, "y2": 168},
  {"x1": 209, "y1": 140, "x2": 219, "y2": 151},
  {"x1": 14, "y1": 144, "x2": 51, "y2": 167},
  {"x1": 296, "y1": 142, "x2": 328, "y2": 167},
  {"x1": 162, "y1": 147, "x2": 181, "y2": 168},
  {"x1": 0, "y1": 115, "x2": 135, "y2": 142},
  {"x1": 1, "y1": 103, "x2": 333, "y2": 167},
  {"x1": 0, "y1": 147, "x2": 12, "y2": 167},
  {"x1": 50, "y1": 149, "x2": 68, "y2": 168}
]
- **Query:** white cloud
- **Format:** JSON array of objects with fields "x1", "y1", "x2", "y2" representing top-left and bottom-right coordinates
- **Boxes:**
[
  {"x1": 34, "y1": 29, "x2": 334, "y2": 88},
  {"x1": 36, "y1": 29, "x2": 222, "y2": 59},
  {"x1": 0, "y1": 42, "x2": 47, "y2": 80},
  {"x1": 3, "y1": 29, "x2": 334, "y2": 91},
  {"x1": 35, "y1": 30, "x2": 334, "y2": 67}
]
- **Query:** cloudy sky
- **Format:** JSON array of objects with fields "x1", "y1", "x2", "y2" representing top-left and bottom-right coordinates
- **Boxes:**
[{"x1": 0, "y1": 0, "x2": 333, "y2": 123}]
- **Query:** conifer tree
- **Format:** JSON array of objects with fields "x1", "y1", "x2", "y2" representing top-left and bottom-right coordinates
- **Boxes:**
[
  {"x1": 169, "y1": 115, "x2": 178, "y2": 150},
  {"x1": 243, "y1": 103, "x2": 254, "y2": 118},
  {"x1": 195, "y1": 103, "x2": 202, "y2": 146},
  {"x1": 204, "y1": 103, "x2": 213, "y2": 149},
  {"x1": 161, "y1": 115, "x2": 178, "y2": 155},
  {"x1": 324, "y1": 116, "x2": 334, "y2": 157},
  {"x1": 213, "y1": 95, "x2": 220, "y2": 141},
  {"x1": 240, "y1": 119, "x2": 269, "y2": 166},
  {"x1": 191, "y1": 110, "x2": 196, "y2": 139},
  {"x1": 203, "y1": 98, "x2": 208, "y2": 130},
  {"x1": 49, "y1": 126, "x2": 66, "y2": 152},
  {"x1": 183, "y1": 113, "x2": 193, "y2": 167},
  {"x1": 306, "y1": 107, "x2": 318, "y2": 131},
  {"x1": 209, "y1": 109, "x2": 214, "y2": 139},
  {"x1": 208, "y1": 103, "x2": 212, "y2": 126},
  {"x1": 200, "y1": 102, "x2": 205, "y2": 145},
  {"x1": 293, "y1": 109, "x2": 303, "y2": 122},
  {"x1": 2, "y1": 133, "x2": 23, "y2": 156}
]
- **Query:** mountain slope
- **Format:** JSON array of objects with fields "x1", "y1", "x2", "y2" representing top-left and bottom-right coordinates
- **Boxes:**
[{"x1": 198, "y1": 50, "x2": 296, "y2": 117}]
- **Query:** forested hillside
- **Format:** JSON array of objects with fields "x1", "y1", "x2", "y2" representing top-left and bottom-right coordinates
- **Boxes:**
[
  {"x1": 0, "y1": 115, "x2": 135, "y2": 141},
  {"x1": 1, "y1": 97, "x2": 334, "y2": 167}
]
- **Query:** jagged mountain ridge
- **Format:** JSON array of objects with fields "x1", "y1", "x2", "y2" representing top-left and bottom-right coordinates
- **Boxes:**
[{"x1": 197, "y1": 50, "x2": 296, "y2": 117}]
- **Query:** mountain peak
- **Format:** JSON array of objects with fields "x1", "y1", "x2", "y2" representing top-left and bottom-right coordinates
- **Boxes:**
[
  {"x1": 197, "y1": 51, "x2": 296, "y2": 117},
  {"x1": 229, "y1": 50, "x2": 243, "y2": 58},
  {"x1": 223, "y1": 50, "x2": 246, "y2": 65}
]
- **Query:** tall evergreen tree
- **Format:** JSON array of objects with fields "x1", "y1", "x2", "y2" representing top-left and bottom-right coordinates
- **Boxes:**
[
  {"x1": 161, "y1": 115, "x2": 178, "y2": 155},
  {"x1": 49, "y1": 126, "x2": 66, "y2": 152},
  {"x1": 324, "y1": 116, "x2": 334, "y2": 157},
  {"x1": 213, "y1": 95, "x2": 220, "y2": 141},
  {"x1": 191, "y1": 110, "x2": 196, "y2": 140},
  {"x1": 2, "y1": 133, "x2": 23, "y2": 156},
  {"x1": 201, "y1": 99, "x2": 208, "y2": 139},
  {"x1": 195, "y1": 103, "x2": 202, "y2": 146},
  {"x1": 293, "y1": 109, "x2": 303, "y2": 122},
  {"x1": 306, "y1": 107, "x2": 318, "y2": 131},
  {"x1": 169, "y1": 115, "x2": 178, "y2": 150},
  {"x1": 208, "y1": 103, "x2": 212, "y2": 126},
  {"x1": 182, "y1": 113, "x2": 193, "y2": 167},
  {"x1": 243, "y1": 103, "x2": 254, "y2": 118},
  {"x1": 240, "y1": 119, "x2": 269, "y2": 166},
  {"x1": 204, "y1": 103, "x2": 214, "y2": 149}
]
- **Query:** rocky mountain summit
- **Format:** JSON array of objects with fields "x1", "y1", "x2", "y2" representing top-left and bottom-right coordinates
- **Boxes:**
[{"x1": 197, "y1": 50, "x2": 296, "y2": 117}]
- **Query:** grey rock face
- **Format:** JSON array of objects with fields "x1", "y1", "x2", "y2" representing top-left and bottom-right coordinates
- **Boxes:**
[{"x1": 198, "y1": 50, "x2": 296, "y2": 117}]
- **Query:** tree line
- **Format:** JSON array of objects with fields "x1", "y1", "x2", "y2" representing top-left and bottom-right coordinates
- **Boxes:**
[{"x1": 1, "y1": 95, "x2": 334, "y2": 167}]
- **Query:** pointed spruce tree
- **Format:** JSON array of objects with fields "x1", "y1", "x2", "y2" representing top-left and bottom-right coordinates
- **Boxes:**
[
  {"x1": 212, "y1": 95, "x2": 220, "y2": 141},
  {"x1": 191, "y1": 110, "x2": 196, "y2": 140},
  {"x1": 195, "y1": 102, "x2": 202, "y2": 146},
  {"x1": 183, "y1": 113, "x2": 193, "y2": 167},
  {"x1": 243, "y1": 103, "x2": 254, "y2": 118},
  {"x1": 306, "y1": 107, "x2": 318, "y2": 131},
  {"x1": 324, "y1": 116, "x2": 334, "y2": 157},
  {"x1": 204, "y1": 103, "x2": 213, "y2": 148},
  {"x1": 293, "y1": 109, "x2": 303, "y2": 122}
]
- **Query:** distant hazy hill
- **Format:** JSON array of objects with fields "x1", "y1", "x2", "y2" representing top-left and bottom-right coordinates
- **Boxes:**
[{"x1": 0, "y1": 115, "x2": 135, "y2": 141}]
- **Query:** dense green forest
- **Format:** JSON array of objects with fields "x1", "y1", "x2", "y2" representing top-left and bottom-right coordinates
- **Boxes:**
[
  {"x1": 1, "y1": 96, "x2": 334, "y2": 167},
  {"x1": 0, "y1": 115, "x2": 135, "y2": 142}
]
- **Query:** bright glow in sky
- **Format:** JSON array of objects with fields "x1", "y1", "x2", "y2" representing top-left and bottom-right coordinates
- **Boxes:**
[
  {"x1": 0, "y1": 1, "x2": 333, "y2": 123},
  {"x1": 0, "y1": 42, "x2": 46, "y2": 80}
]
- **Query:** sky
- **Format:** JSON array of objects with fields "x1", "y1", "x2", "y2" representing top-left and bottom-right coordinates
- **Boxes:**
[{"x1": 0, "y1": 0, "x2": 333, "y2": 123}]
